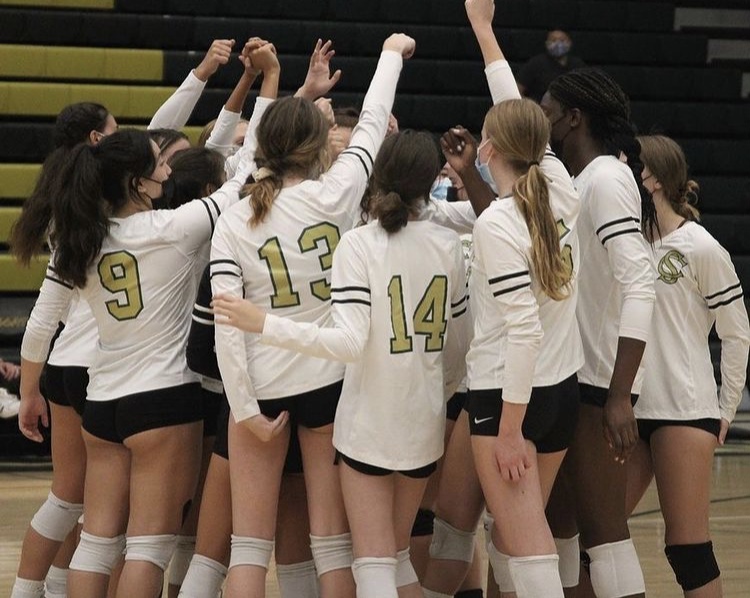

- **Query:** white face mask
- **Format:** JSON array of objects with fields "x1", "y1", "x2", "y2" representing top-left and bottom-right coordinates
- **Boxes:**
[{"x1": 546, "y1": 40, "x2": 571, "y2": 58}]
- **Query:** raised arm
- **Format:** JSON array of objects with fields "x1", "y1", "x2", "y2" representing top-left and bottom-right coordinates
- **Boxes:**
[
  {"x1": 149, "y1": 39, "x2": 235, "y2": 130},
  {"x1": 294, "y1": 39, "x2": 343, "y2": 101}
]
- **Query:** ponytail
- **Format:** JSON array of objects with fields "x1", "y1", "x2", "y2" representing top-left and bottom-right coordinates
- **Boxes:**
[
  {"x1": 514, "y1": 164, "x2": 571, "y2": 301},
  {"x1": 371, "y1": 191, "x2": 411, "y2": 233},
  {"x1": 674, "y1": 179, "x2": 700, "y2": 222},
  {"x1": 11, "y1": 129, "x2": 156, "y2": 287},
  {"x1": 243, "y1": 168, "x2": 284, "y2": 227}
]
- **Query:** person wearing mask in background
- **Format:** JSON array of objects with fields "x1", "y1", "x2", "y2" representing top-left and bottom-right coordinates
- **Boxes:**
[{"x1": 517, "y1": 30, "x2": 585, "y2": 104}]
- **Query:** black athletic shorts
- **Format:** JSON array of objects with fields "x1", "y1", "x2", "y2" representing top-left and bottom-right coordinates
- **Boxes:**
[
  {"x1": 637, "y1": 418, "x2": 721, "y2": 443},
  {"x1": 467, "y1": 374, "x2": 580, "y2": 453},
  {"x1": 337, "y1": 451, "x2": 437, "y2": 479},
  {"x1": 212, "y1": 396, "x2": 230, "y2": 460},
  {"x1": 45, "y1": 364, "x2": 88, "y2": 417},
  {"x1": 258, "y1": 380, "x2": 343, "y2": 429},
  {"x1": 201, "y1": 387, "x2": 223, "y2": 438},
  {"x1": 446, "y1": 391, "x2": 468, "y2": 422},
  {"x1": 579, "y1": 383, "x2": 638, "y2": 408},
  {"x1": 82, "y1": 382, "x2": 203, "y2": 443}
]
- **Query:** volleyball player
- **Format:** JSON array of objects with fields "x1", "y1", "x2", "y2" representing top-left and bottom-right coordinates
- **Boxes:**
[
  {"x1": 540, "y1": 36, "x2": 656, "y2": 598},
  {"x1": 11, "y1": 102, "x2": 115, "y2": 598},
  {"x1": 13, "y1": 44, "x2": 275, "y2": 598},
  {"x1": 214, "y1": 128, "x2": 469, "y2": 598},
  {"x1": 209, "y1": 33, "x2": 415, "y2": 598},
  {"x1": 625, "y1": 135, "x2": 750, "y2": 597}
]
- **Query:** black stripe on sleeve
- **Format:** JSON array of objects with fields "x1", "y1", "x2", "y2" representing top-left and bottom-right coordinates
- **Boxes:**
[
  {"x1": 488, "y1": 270, "x2": 529, "y2": 285},
  {"x1": 45, "y1": 275, "x2": 74, "y2": 290},
  {"x1": 600, "y1": 228, "x2": 641, "y2": 245},
  {"x1": 339, "y1": 150, "x2": 371, "y2": 178},
  {"x1": 331, "y1": 298, "x2": 371, "y2": 307},
  {"x1": 452, "y1": 306, "x2": 468, "y2": 318},
  {"x1": 206, "y1": 196, "x2": 221, "y2": 216},
  {"x1": 595, "y1": 216, "x2": 641, "y2": 236},
  {"x1": 492, "y1": 282, "x2": 531, "y2": 297},
  {"x1": 707, "y1": 292, "x2": 744, "y2": 310},
  {"x1": 331, "y1": 286, "x2": 371, "y2": 295},
  {"x1": 451, "y1": 295, "x2": 467, "y2": 308},
  {"x1": 346, "y1": 145, "x2": 374, "y2": 166},
  {"x1": 705, "y1": 282, "x2": 742, "y2": 301},
  {"x1": 209, "y1": 259, "x2": 240, "y2": 267},
  {"x1": 199, "y1": 199, "x2": 215, "y2": 232},
  {"x1": 209, "y1": 270, "x2": 242, "y2": 280}
]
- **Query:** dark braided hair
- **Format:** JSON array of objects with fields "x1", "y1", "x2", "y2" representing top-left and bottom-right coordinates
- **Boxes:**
[{"x1": 548, "y1": 68, "x2": 658, "y2": 240}]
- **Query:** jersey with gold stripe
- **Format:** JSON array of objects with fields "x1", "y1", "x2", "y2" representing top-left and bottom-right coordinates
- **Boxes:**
[{"x1": 636, "y1": 221, "x2": 749, "y2": 422}]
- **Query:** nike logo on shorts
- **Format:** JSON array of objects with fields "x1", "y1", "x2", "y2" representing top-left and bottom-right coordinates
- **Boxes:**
[{"x1": 474, "y1": 416, "x2": 493, "y2": 425}]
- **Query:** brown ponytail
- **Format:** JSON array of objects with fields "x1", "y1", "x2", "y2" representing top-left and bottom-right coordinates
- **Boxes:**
[{"x1": 638, "y1": 135, "x2": 700, "y2": 223}]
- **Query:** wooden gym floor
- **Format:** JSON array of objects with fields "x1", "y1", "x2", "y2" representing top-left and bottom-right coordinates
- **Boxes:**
[{"x1": 1, "y1": 422, "x2": 749, "y2": 597}]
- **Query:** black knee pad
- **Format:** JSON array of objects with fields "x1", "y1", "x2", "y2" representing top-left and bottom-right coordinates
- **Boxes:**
[
  {"x1": 664, "y1": 542, "x2": 720, "y2": 591},
  {"x1": 455, "y1": 589, "x2": 483, "y2": 598},
  {"x1": 411, "y1": 508, "x2": 435, "y2": 537}
]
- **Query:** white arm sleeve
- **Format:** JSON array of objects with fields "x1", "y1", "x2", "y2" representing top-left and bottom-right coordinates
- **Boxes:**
[
  {"x1": 205, "y1": 106, "x2": 242, "y2": 157},
  {"x1": 148, "y1": 70, "x2": 206, "y2": 130},
  {"x1": 20, "y1": 261, "x2": 76, "y2": 363},
  {"x1": 485, "y1": 60, "x2": 523, "y2": 105},
  {"x1": 261, "y1": 233, "x2": 371, "y2": 363},
  {"x1": 694, "y1": 238, "x2": 750, "y2": 422},
  {"x1": 318, "y1": 50, "x2": 403, "y2": 227},
  {"x1": 442, "y1": 239, "x2": 470, "y2": 400},
  {"x1": 475, "y1": 217, "x2": 542, "y2": 404},
  {"x1": 224, "y1": 95, "x2": 273, "y2": 179},
  {"x1": 420, "y1": 199, "x2": 477, "y2": 234},
  {"x1": 210, "y1": 219, "x2": 261, "y2": 422},
  {"x1": 589, "y1": 173, "x2": 655, "y2": 342}
]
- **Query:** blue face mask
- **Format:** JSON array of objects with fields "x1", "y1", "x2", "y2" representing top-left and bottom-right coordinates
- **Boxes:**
[
  {"x1": 475, "y1": 141, "x2": 498, "y2": 194},
  {"x1": 546, "y1": 40, "x2": 571, "y2": 59},
  {"x1": 430, "y1": 176, "x2": 452, "y2": 200}
]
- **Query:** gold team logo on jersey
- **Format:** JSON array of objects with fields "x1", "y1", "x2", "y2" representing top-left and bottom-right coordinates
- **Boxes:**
[{"x1": 657, "y1": 250, "x2": 688, "y2": 285}]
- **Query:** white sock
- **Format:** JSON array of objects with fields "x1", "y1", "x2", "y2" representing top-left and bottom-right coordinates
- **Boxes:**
[
  {"x1": 276, "y1": 559, "x2": 319, "y2": 598},
  {"x1": 178, "y1": 554, "x2": 227, "y2": 598},
  {"x1": 44, "y1": 565, "x2": 68, "y2": 597},
  {"x1": 11, "y1": 578, "x2": 45, "y2": 598}
]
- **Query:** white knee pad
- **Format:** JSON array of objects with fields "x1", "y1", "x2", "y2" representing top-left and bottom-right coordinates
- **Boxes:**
[
  {"x1": 588, "y1": 539, "x2": 645, "y2": 598},
  {"x1": 421, "y1": 589, "x2": 452, "y2": 598},
  {"x1": 168, "y1": 535, "x2": 196, "y2": 585},
  {"x1": 486, "y1": 541, "x2": 515, "y2": 593},
  {"x1": 30, "y1": 492, "x2": 83, "y2": 542},
  {"x1": 554, "y1": 534, "x2": 580, "y2": 588},
  {"x1": 508, "y1": 554, "x2": 564, "y2": 598},
  {"x1": 429, "y1": 516, "x2": 476, "y2": 563},
  {"x1": 69, "y1": 532, "x2": 126, "y2": 575},
  {"x1": 125, "y1": 534, "x2": 178, "y2": 571},
  {"x1": 352, "y1": 557, "x2": 398, "y2": 598},
  {"x1": 178, "y1": 554, "x2": 227, "y2": 598},
  {"x1": 276, "y1": 559, "x2": 319, "y2": 598},
  {"x1": 229, "y1": 535, "x2": 274, "y2": 570},
  {"x1": 395, "y1": 548, "x2": 418, "y2": 588},
  {"x1": 44, "y1": 565, "x2": 68, "y2": 598},
  {"x1": 309, "y1": 532, "x2": 353, "y2": 575},
  {"x1": 482, "y1": 511, "x2": 494, "y2": 548}
]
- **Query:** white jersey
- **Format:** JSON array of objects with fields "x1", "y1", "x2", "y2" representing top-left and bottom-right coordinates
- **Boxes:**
[
  {"x1": 467, "y1": 152, "x2": 584, "y2": 403},
  {"x1": 47, "y1": 296, "x2": 98, "y2": 368},
  {"x1": 262, "y1": 220, "x2": 469, "y2": 470},
  {"x1": 21, "y1": 139, "x2": 258, "y2": 401},
  {"x1": 636, "y1": 222, "x2": 749, "y2": 422},
  {"x1": 148, "y1": 69, "x2": 205, "y2": 131},
  {"x1": 212, "y1": 50, "x2": 404, "y2": 422},
  {"x1": 574, "y1": 156, "x2": 656, "y2": 392}
]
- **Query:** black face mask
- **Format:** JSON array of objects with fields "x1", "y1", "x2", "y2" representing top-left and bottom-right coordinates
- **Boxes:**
[
  {"x1": 549, "y1": 114, "x2": 572, "y2": 159},
  {"x1": 151, "y1": 177, "x2": 176, "y2": 210}
]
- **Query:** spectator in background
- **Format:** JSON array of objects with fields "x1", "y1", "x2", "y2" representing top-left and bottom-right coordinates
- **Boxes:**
[
  {"x1": 517, "y1": 29, "x2": 585, "y2": 103},
  {"x1": 0, "y1": 358, "x2": 21, "y2": 419}
]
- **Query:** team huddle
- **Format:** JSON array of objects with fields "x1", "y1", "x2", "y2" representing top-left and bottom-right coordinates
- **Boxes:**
[{"x1": 9, "y1": 1, "x2": 750, "y2": 598}]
